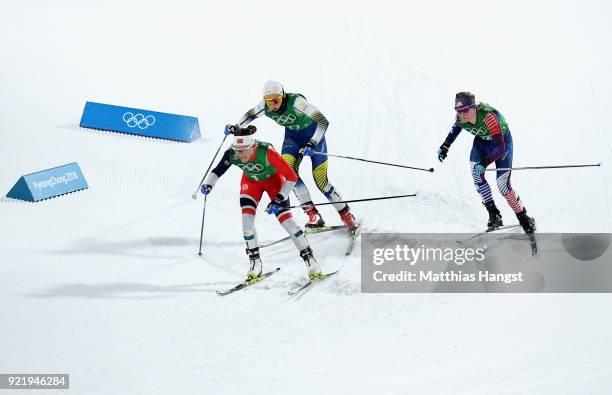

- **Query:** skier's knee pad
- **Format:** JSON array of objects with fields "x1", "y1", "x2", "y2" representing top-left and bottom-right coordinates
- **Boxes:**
[{"x1": 240, "y1": 195, "x2": 258, "y2": 216}]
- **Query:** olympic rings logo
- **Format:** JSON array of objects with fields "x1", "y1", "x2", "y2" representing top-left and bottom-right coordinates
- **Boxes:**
[
  {"x1": 237, "y1": 163, "x2": 264, "y2": 172},
  {"x1": 271, "y1": 113, "x2": 296, "y2": 125},
  {"x1": 123, "y1": 112, "x2": 156, "y2": 129},
  {"x1": 465, "y1": 126, "x2": 492, "y2": 140}
]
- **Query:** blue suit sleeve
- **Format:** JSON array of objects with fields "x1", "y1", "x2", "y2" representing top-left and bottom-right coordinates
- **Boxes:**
[{"x1": 442, "y1": 123, "x2": 462, "y2": 148}]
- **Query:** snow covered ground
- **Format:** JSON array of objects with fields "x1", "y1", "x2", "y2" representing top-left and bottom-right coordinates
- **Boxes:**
[{"x1": 1, "y1": 0, "x2": 612, "y2": 393}]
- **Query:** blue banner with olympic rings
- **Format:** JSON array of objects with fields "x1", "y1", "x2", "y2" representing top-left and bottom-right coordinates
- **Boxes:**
[{"x1": 79, "y1": 101, "x2": 201, "y2": 142}]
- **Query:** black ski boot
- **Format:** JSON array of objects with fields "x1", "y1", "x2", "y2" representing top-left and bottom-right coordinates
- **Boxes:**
[
  {"x1": 516, "y1": 208, "x2": 536, "y2": 234},
  {"x1": 300, "y1": 246, "x2": 323, "y2": 281},
  {"x1": 485, "y1": 201, "x2": 503, "y2": 231}
]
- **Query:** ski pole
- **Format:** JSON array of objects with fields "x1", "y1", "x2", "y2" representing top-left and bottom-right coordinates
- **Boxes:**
[
  {"x1": 485, "y1": 163, "x2": 602, "y2": 172},
  {"x1": 287, "y1": 193, "x2": 417, "y2": 209},
  {"x1": 198, "y1": 195, "x2": 207, "y2": 256},
  {"x1": 312, "y1": 151, "x2": 434, "y2": 173}
]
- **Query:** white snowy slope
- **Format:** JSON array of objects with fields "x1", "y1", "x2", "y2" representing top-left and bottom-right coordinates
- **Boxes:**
[{"x1": 1, "y1": 0, "x2": 612, "y2": 394}]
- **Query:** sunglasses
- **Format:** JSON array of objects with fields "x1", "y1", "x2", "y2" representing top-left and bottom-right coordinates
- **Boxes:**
[
  {"x1": 456, "y1": 105, "x2": 474, "y2": 114},
  {"x1": 264, "y1": 94, "x2": 282, "y2": 105}
]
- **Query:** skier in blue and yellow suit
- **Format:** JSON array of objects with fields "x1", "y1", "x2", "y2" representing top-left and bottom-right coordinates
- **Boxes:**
[{"x1": 226, "y1": 80, "x2": 359, "y2": 232}]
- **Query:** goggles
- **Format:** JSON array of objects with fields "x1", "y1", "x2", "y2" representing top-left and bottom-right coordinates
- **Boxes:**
[
  {"x1": 456, "y1": 105, "x2": 474, "y2": 114},
  {"x1": 264, "y1": 94, "x2": 282, "y2": 105}
]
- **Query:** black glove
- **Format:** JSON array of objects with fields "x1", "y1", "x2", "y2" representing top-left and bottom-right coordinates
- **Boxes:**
[
  {"x1": 437, "y1": 145, "x2": 449, "y2": 162},
  {"x1": 224, "y1": 124, "x2": 238, "y2": 136},
  {"x1": 299, "y1": 139, "x2": 317, "y2": 157}
]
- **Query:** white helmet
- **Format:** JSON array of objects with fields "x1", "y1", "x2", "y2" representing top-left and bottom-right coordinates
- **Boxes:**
[
  {"x1": 231, "y1": 134, "x2": 255, "y2": 150},
  {"x1": 262, "y1": 80, "x2": 284, "y2": 98}
]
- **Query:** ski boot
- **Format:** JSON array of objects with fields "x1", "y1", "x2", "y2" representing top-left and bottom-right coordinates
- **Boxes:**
[
  {"x1": 245, "y1": 247, "x2": 263, "y2": 282},
  {"x1": 300, "y1": 246, "x2": 324, "y2": 281},
  {"x1": 485, "y1": 201, "x2": 503, "y2": 231},
  {"x1": 339, "y1": 206, "x2": 359, "y2": 233},
  {"x1": 302, "y1": 202, "x2": 325, "y2": 229},
  {"x1": 516, "y1": 208, "x2": 536, "y2": 234}
]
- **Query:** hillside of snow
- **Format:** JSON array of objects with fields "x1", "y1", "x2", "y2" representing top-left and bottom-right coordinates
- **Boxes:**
[{"x1": 1, "y1": 1, "x2": 611, "y2": 393}]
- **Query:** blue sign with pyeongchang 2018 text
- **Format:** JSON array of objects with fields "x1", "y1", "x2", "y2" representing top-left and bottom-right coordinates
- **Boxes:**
[
  {"x1": 6, "y1": 162, "x2": 89, "y2": 202},
  {"x1": 79, "y1": 102, "x2": 201, "y2": 142}
]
